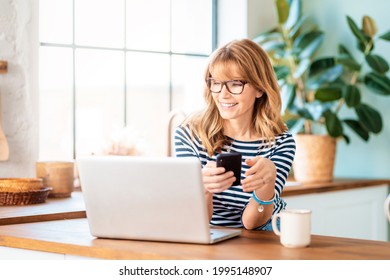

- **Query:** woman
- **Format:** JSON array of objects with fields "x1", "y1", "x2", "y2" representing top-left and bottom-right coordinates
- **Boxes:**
[{"x1": 174, "y1": 39, "x2": 295, "y2": 230}]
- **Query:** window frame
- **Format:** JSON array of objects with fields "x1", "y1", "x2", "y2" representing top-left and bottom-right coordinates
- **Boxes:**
[{"x1": 39, "y1": 0, "x2": 217, "y2": 159}]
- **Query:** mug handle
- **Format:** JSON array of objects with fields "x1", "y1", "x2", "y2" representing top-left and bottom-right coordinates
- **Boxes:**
[
  {"x1": 385, "y1": 194, "x2": 390, "y2": 222},
  {"x1": 272, "y1": 213, "x2": 281, "y2": 236}
]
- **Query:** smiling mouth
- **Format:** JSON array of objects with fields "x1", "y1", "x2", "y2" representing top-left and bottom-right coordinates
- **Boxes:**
[{"x1": 220, "y1": 102, "x2": 238, "y2": 108}]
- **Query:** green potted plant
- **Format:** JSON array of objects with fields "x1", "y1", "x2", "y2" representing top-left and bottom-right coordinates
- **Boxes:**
[{"x1": 253, "y1": 0, "x2": 390, "y2": 182}]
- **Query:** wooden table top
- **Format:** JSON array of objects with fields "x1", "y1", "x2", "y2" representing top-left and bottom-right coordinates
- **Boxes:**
[{"x1": 1, "y1": 218, "x2": 390, "y2": 260}]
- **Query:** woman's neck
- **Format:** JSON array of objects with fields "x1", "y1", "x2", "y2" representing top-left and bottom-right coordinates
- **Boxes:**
[{"x1": 223, "y1": 120, "x2": 259, "y2": 141}]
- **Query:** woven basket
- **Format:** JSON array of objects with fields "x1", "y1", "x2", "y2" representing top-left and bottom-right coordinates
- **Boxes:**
[
  {"x1": 0, "y1": 178, "x2": 52, "y2": 206},
  {"x1": 293, "y1": 135, "x2": 336, "y2": 183}
]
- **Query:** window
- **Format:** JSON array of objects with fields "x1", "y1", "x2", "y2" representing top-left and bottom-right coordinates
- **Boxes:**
[{"x1": 39, "y1": 0, "x2": 216, "y2": 159}]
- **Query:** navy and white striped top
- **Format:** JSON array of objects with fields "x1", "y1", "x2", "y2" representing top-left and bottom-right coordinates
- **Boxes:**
[{"x1": 174, "y1": 125, "x2": 296, "y2": 230}]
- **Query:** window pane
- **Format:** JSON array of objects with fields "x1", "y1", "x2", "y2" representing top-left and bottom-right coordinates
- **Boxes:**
[
  {"x1": 75, "y1": 0, "x2": 124, "y2": 48},
  {"x1": 171, "y1": 55, "x2": 208, "y2": 114},
  {"x1": 171, "y1": 0, "x2": 212, "y2": 54},
  {"x1": 126, "y1": 52, "x2": 170, "y2": 156},
  {"x1": 126, "y1": 0, "x2": 170, "y2": 52},
  {"x1": 39, "y1": 0, "x2": 214, "y2": 159},
  {"x1": 39, "y1": 0, "x2": 72, "y2": 44},
  {"x1": 39, "y1": 47, "x2": 73, "y2": 160},
  {"x1": 75, "y1": 49, "x2": 125, "y2": 156}
]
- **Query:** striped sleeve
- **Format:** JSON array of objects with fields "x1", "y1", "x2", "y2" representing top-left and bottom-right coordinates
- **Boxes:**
[
  {"x1": 174, "y1": 126, "x2": 199, "y2": 159},
  {"x1": 269, "y1": 132, "x2": 296, "y2": 214},
  {"x1": 271, "y1": 132, "x2": 296, "y2": 194}
]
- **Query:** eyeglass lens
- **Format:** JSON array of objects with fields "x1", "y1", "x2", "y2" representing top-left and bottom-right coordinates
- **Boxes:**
[{"x1": 208, "y1": 79, "x2": 245, "y2": 95}]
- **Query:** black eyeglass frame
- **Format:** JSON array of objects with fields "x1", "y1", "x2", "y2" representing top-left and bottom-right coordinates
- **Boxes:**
[{"x1": 206, "y1": 78, "x2": 248, "y2": 95}]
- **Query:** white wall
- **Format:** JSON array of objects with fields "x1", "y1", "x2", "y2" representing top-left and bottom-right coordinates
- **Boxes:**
[
  {"x1": 217, "y1": 0, "x2": 276, "y2": 46},
  {"x1": 0, "y1": 0, "x2": 39, "y2": 177},
  {"x1": 302, "y1": 0, "x2": 390, "y2": 179}
]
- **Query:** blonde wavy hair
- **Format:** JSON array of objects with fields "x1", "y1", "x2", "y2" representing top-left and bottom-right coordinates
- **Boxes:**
[{"x1": 186, "y1": 38, "x2": 286, "y2": 156}]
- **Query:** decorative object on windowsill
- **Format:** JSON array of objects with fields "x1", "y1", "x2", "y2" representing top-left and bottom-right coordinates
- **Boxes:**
[
  {"x1": 253, "y1": 0, "x2": 390, "y2": 183},
  {"x1": 36, "y1": 161, "x2": 75, "y2": 198},
  {"x1": 74, "y1": 126, "x2": 145, "y2": 190},
  {"x1": 99, "y1": 125, "x2": 145, "y2": 156},
  {"x1": 0, "y1": 178, "x2": 52, "y2": 205}
]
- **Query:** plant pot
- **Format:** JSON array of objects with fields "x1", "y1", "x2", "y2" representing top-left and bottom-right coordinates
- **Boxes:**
[{"x1": 293, "y1": 134, "x2": 336, "y2": 183}]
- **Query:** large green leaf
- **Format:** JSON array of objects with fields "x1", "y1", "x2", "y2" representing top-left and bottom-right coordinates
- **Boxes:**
[
  {"x1": 339, "y1": 44, "x2": 354, "y2": 58},
  {"x1": 344, "y1": 85, "x2": 361, "y2": 107},
  {"x1": 379, "y1": 30, "x2": 390, "y2": 41},
  {"x1": 293, "y1": 58, "x2": 311, "y2": 78},
  {"x1": 342, "y1": 134, "x2": 350, "y2": 144},
  {"x1": 314, "y1": 87, "x2": 342, "y2": 102},
  {"x1": 303, "y1": 101, "x2": 331, "y2": 121},
  {"x1": 323, "y1": 110, "x2": 343, "y2": 137},
  {"x1": 346, "y1": 15, "x2": 368, "y2": 47},
  {"x1": 307, "y1": 64, "x2": 344, "y2": 89},
  {"x1": 365, "y1": 54, "x2": 389, "y2": 73},
  {"x1": 285, "y1": 0, "x2": 301, "y2": 30},
  {"x1": 286, "y1": 118, "x2": 305, "y2": 134},
  {"x1": 288, "y1": 15, "x2": 307, "y2": 38},
  {"x1": 253, "y1": 30, "x2": 282, "y2": 44},
  {"x1": 364, "y1": 72, "x2": 390, "y2": 95},
  {"x1": 343, "y1": 119, "x2": 369, "y2": 141},
  {"x1": 274, "y1": 65, "x2": 290, "y2": 80},
  {"x1": 275, "y1": 0, "x2": 290, "y2": 24},
  {"x1": 281, "y1": 84, "x2": 296, "y2": 113},
  {"x1": 309, "y1": 57, "x2": 335, "y2": 77},
  {"x1": 355, "y1": 103, "x2": 383, "y2": 133},
  {"x1": 261, "y1": 41, "x2": 286, "y2": 52},
  {"x1": 293, "y1": 31, "x2": 324, "y2": 58},
  {"x1": 336, "y1": 54, "x2": 361, "y2": 71},
  {"x1": 297, "y1": 107, "x2": 314, "y2": 120}
]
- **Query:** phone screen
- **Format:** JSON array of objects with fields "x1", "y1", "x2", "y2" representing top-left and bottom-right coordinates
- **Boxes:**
[{"x1": 216, "y1": 152, "x2": 242, "y2": 186}]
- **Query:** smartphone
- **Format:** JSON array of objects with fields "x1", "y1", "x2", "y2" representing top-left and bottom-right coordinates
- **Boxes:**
[{"x1": 216, "y1": 152, "x2": 242, "y2": 186}]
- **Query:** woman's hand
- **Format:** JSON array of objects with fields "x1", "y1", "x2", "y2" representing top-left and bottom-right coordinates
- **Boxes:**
[
  {"x1": 241, "y1": 157, "x2": 277, "y2": 229},
  {"x1": 202, "y1": 161, "x2": 236, "y2": 193},
  {"x1": 241, "y1": 157, "x2": 276, "y2": 196}
]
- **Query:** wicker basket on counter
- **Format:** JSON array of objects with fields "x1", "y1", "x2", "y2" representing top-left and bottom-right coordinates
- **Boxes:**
[{"x1": 0, "y1": 178, "x2": 52, "y2": 206}]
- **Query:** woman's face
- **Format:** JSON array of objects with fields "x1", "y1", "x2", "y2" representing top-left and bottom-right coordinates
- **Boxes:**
[{"x1": 210, "y1": 66, "x2": 262, "y2": 125}]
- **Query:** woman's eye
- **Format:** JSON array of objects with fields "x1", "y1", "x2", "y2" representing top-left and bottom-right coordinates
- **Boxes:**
[{"x1": 231, "y1": 82, "x2": 242, "y2": 87}]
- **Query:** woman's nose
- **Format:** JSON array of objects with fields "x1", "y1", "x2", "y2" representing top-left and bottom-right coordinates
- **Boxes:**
[{"x1": 219, "y1": 84, "x2": 231, "y2": 97}]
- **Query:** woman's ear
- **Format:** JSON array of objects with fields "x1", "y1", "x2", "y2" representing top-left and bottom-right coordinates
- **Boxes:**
[{"x1": 256, "y1": 91, "x2": 264, "y2": 98}]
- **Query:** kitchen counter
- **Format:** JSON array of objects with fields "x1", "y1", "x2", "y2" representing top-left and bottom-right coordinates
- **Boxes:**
[
  {"x1": 0, "y1": 178, "x2": 389, "y2": 259},
  {"x1": 283, "y1": 178, "x2": 390, "y2": 196},
  {"x1": 0, "y1": 191, "x2": 86, "y2": 225},
  {"x1": 2, "y1": 178, "x2": 389, "y2": 226},
  {"x1": 1, "y1": 218, "x2": 390, "y2": 260}
]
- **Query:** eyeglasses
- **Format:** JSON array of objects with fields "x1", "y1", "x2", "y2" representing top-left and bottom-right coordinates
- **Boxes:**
[{"x1": 206, "y1": 78, "x2": 248, "y2": 95}]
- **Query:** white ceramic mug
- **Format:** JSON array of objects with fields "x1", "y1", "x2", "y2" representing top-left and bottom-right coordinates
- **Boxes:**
[
  {"x1": 385, "y1": 194, "x2": 390, "y2": 223},
  {"x1": 272, "y1": 209, "x2": 312, "y2": 248}
]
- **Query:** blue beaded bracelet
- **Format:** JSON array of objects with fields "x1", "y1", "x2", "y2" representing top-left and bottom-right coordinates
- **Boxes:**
[
  {"x1": 252, "y1": 191, "x2": 276, "y2": 212},
  {"x1": 252, "y1": 191, "x2": 276, "y2": 205}
]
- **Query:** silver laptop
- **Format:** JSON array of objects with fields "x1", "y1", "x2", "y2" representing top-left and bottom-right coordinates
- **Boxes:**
[{"x1": 77, "y1": 156, "x2": 241, "y2": 244}]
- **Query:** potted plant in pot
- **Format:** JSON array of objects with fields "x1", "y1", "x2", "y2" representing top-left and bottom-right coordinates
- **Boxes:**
[{"x1": 253, "y1": 0, "x2": 390, "y2": 183}]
